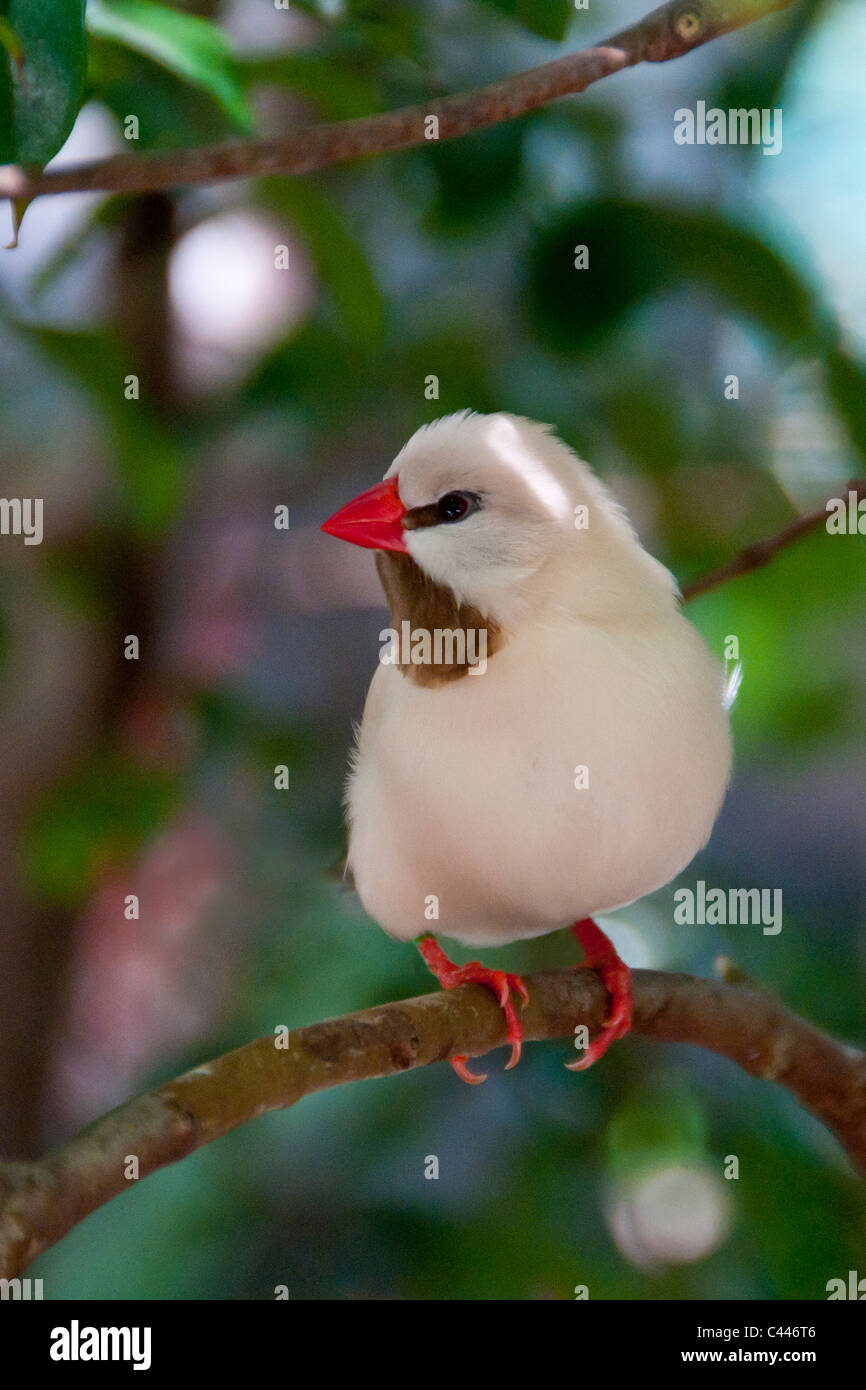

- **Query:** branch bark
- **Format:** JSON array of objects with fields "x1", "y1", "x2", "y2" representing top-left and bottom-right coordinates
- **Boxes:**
[
  {"x1": 0, "y1": 0, "x2": 796, "y2": 204},
  {"x1": 1, "y1": 965, "x2": 865, "y2": 1278}
]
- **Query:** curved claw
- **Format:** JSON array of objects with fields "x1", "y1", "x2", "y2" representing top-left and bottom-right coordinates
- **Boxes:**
[
  {"x1": 566, "y1": 991, "x2": 632, "y2": 1071},
  {"x1": 565, "y1": 1027, "x2": 630, "y2": 1070},
  {"x1": 566, "y1": 917, "x2": 633, "y2": 1072},
  {"x1": 499, "y1": 976, "x2": 525, "y2": 1069},
  {"x1": 504, "y1": 1036, "x2": 522, "y2": 1070},
  {"x1": 472, "y1": 967, "x2": 525, "y2": 1072},
  {"x1": 509, "y1": 972, "x2": 530, "y2": 1008},
  {"x1": 451, "y1": 1054, "x2": 488, "y2": 1085},
  {"x1": 415, "y1": 936, "x2": 528, "y2": 1084}
]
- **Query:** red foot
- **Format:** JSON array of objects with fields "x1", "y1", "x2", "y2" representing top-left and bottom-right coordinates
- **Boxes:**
[
  {"x1": 416, "y1": 935, "x2": 528, "y2": 1084},
  {"x1": 566, "y1": 917, "x2": 632, "y2": 1071}
]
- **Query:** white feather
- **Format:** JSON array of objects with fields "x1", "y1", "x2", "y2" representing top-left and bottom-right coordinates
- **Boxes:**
[{"x1": 346, "y1": 413, "x2": 733, "y2": 948}]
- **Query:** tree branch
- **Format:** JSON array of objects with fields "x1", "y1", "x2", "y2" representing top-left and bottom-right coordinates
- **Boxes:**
[
  {"x1": 0, "y1": 0, "x2": 796, "y2": 205},
  {"x1": 681, "y1": 480, "x2": 866, "y2": 601},
  {"x1": 1, "y1": 964, "x2": 864, "y2": 1278}
]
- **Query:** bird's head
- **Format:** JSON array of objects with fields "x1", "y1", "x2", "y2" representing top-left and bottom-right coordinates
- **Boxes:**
[{"x1": 321, "y1": 411, "x2": 675, "y2": 627}]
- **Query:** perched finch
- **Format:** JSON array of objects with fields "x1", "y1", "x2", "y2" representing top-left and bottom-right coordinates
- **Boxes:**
[{"x1": 322, "y1": 412, "x2": 732, "y2": 1081}]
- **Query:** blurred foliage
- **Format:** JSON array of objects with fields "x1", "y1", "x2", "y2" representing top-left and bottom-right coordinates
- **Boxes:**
[
  {"x1": 258, "y1": 177, "x2": 386, "y2": 343},
  {"x1": 528, "y1": 198, "x2": 866, "y2": 465},
  {"x1": 236, "y1": 49, "x2": 381, "y2": 120},
  {"x1": 480, "y1": 0, "x2": 573, "y2": 42},
  {"x1": 0, "y1": 0, "x2": 864, "y2": 1301},
  {"x1": 605, "y1": 1080, "x2": 708, "y2": 1184},
  {"x1": 23, "y1": 754, "x2": 181, "y2": 906},
  {"x1": 21, "y1": 322, "x2": 185, "y2": 532}
]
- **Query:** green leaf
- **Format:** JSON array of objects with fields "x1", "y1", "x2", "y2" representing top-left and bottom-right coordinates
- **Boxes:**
[
  {"x1": 237, "y1": 51, "x2": 379, "y2": 121},
  {"x1": 260, "y1": 179, "x2": 385, "y2": 345},
  {"x1": 87, "y1": 35, "x2": 238, "y2": 150},
  {"x1": 86, "y1": 0, "x2": 253, "y2": 132},
  {"x1": 527, "y1": 198, "x2": 866, "y2": 470},
  {"x1": 0, "y1": 0, "x2": 86, "y2": 165},
  {"x1": 528, "y1": 199, "x2": 824, "y2": 353},
  {"x1": 243, "y1": 321, "x2": 370, "y2": 423},
  {"x1": 712, "y1": 0, "x2": 830, "y2": 113},
  {"x1": 824, "y1": 350, "x2": 866, "y2": 468},
  {"x1": 421, "y1": 121, "x2": 526, "y2": 231},
  {"x1": 0, "y1": 17, "x2": 23, "y2": 69},
  {"x1": 479, "y1": 0, "x2": 573, "y2": 42}
]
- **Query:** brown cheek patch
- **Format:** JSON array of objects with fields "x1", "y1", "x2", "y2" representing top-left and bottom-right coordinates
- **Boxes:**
[
  {"x1": 375, "y1": 551, "x2": 505, "y2": 687},
  {"x1": 403, "y1": 503, "x2": 439, "y2": 530}
]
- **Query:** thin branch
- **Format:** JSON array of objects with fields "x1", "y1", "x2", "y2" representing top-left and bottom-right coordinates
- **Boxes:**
[
  {"x1": 681, "y1": 480, "x2": 866, "y2": 601},
  {"x1": 0, "y1": 0, "x2": 796, "y2": 204},
  {"x1": 1, "y1": 965, "x2": 864, "y2": 1278}
]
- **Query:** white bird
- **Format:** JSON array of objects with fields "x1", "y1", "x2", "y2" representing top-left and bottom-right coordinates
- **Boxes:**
[{"x1": 322, "y1": 412, "x2": 733, "y2": 1082}]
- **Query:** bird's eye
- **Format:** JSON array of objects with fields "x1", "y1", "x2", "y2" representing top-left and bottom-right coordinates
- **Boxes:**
[{"x1": 435, "y1": 491, "x2": 479, "y2": 524}]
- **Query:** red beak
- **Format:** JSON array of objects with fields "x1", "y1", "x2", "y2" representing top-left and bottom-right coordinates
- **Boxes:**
[{"x1": 320, "y1": 476, "x2": 408, "y2": 553}]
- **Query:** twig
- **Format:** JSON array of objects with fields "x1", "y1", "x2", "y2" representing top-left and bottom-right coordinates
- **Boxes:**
[
  {"x1": 1, "y1": 965, "x2": 864, "y2": 1278},
  {"x1": 0, "y1": 0, "x2": 796, "y2": 204},
  {"x1": 681, "y1": 480, "x2": 866, "y2": 601}
]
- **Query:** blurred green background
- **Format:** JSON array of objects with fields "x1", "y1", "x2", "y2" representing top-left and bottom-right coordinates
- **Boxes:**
[{"x1": 1, "y1": 0, "x2": 865, "y2": 1299}]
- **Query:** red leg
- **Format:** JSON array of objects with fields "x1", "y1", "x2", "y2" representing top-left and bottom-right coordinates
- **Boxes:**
[
  {"x1": 416, "y1": 934, "x2": 529, "y2": 1084},
  {"x1": 566, "y1": 917, "x2": 632, "y2": 1071}
]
